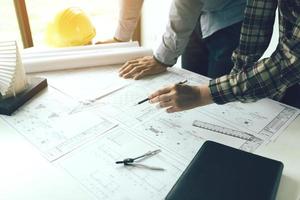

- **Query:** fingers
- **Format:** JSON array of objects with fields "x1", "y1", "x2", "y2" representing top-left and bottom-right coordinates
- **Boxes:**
[
  {"x1": 152, "y1": 93, "x2": 174, "y2": 108},
  {"x1": 149, "y1": 84, "x2": 199, "y2": 113},
  {"x1": 95, "y1": 38, "x2": 117, "y2": 44},
  {"x1": 119, "y1": 60, "x2": 139, "y2": 74},
  {"x1": 149, "y1": 86, "x2": 173, "y2": 102},
  {"x1": 151, "y1": 91, "x2": 182, "y2": 113},
  {"x1": 122, "y1": 65, "x2": 145, "y2": 79},
  {"x1": 119, "y1": 56, "x2": 167, "y2": 79},
  {"x1": 133, "y1": 69, "x2": 151, "y2": 80},
  {"x1": 149, "y1": 86, "x2": 179, "y2": 112},
  {"x1": 119, "y1": 60, "x2": 146, "y2": 79},
  {"x1": 166, "y1": 106, "x2": 181, "y2": 113},
  {"x1": 159, "y1": 99, "x2": 173, "y2": 108}
]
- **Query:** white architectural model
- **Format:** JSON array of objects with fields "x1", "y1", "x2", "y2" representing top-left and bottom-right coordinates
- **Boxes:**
[{"x1": 0, "y1": 41, "x2": 27, "y2": 98}]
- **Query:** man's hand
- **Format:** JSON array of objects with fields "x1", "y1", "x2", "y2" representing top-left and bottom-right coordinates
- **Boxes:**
[
  {"x1": 95, "y1": 38, "x2": 119, "y2": 44},
  {"x1": 119, "y1": 56, "x2": 168, "y2": 80},
  {"x1": 149, "y1": 84, "x2": 213, "y2": 113}
]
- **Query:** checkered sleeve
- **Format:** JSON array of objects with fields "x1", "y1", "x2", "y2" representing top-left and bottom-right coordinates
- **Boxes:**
[
  {"x1": 209, "y1": 0, "x2": 300, "y2": 104},
  {"x1": 231, "y1": 0, "x2": 277, "y2": 73}
]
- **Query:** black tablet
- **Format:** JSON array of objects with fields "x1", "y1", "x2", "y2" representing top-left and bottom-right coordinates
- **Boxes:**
[{"x1": 165, "y1": 141, "x2": 283, "y2": 200}]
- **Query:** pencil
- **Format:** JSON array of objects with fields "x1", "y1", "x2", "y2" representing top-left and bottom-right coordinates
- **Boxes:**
[
  {"x1": 137, "y1": 97, "x2": 150, "y2": 105},
  {"x1": 136, "y1": 80, "x2": 187, "y2": 105}
]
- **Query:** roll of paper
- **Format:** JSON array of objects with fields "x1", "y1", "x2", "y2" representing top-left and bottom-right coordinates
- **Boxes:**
[
  {"x1": 22, "y1": 41, "x2": 139, "y2": 55},
  {"x1": 22, "y1": 42, "x2": 153, "y2": 73}
]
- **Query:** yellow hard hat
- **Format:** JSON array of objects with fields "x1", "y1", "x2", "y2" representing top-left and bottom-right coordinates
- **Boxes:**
[{"x1": 45, "y1": 7, "x2": 96, "y2": 47}]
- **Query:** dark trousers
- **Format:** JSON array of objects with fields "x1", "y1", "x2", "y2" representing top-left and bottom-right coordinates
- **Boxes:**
[
  {"x1": 182, "y1": 21, "x2": 242, "y2": 78},
  {"x1": 280, "y1": 84, "x2": 300, "y2": 109}
]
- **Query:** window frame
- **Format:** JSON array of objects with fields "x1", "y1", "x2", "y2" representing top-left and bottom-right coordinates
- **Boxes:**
[
  {"x1": 14, "y1": 0, "x2": 33, "y2": 48},
  {"x1": 13, "y1": 0, "x2": 141, "y2": 48}
]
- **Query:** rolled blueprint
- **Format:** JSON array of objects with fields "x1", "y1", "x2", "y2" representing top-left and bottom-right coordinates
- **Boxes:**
[
  {"x1": 22, "y1": 42, "x2": 153, "y2": 73},
  {"x1": 23, "y1": 41, "x2": 140, "y2": 56}
]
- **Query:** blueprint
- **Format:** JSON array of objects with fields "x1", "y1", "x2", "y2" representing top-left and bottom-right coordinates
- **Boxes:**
[
  {"x1": 132, "y1": 103, "x2": 274, "y2": 165},
  {"x1": 58, "y1": 127, "x2": 184, "y2": 200},
  {"x1": 200, "y1": 99, "x2": 298, "y2": 142},
  {"x1": 90, "y1": 70, "x2": 192, "y2": 127},
  {"x1": 1, "y1": 86, "x2": 117, "y2": 161},
  {"x1": 1, "y1": 65, "x2": 299, "y2": 199},
  {"x1": 34, "y1": 65, "x2": 130, "y2": 102}
]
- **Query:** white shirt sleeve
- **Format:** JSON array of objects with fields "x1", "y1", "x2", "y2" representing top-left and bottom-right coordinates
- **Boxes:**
[
  {"x1": 114, "y1": 0, "x2": 144, "y2": 42},
  {"x1": 155, "y1": 0, "x2": 203, "y2": 66}
]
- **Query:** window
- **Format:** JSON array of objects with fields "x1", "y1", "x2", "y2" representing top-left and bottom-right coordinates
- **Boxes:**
[
  {"x1": 3, "y1": 0, "x2": 121, "y2": 48},
  {"x1": 0, "y1": 1, "x2": 23, "y2": 48},
  {"x1": 25, "y1": 0, "x2": 119, "y2": 47}
]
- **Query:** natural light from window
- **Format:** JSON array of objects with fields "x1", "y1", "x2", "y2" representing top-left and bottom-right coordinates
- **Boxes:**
[{"x1": 1, "y1": 0, "x2": 119, "y2": 48}]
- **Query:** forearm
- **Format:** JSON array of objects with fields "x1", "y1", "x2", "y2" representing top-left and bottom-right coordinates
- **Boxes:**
[
  {"x1": 154, "y1": 0, "x2": 203, "y2": 66},
  {"x1": 230, "y1": 0, "x2": 277, "y2": 72},
  {"x1": 209, "y1": 39, "x2": 300, "y2": 104},
  {"x1": 114, "y1": 0, "x2": 143, "y2": 41}
]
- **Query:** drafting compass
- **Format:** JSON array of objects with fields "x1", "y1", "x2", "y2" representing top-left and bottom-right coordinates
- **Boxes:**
[{"x1": 115, "y1": 149, "x2": 164, "y2": 171}]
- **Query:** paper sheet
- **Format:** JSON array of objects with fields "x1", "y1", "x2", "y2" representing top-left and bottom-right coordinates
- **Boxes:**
[
  {"x1": 200, "y1": 99, "x2": 298, "y2": 142},
  {"x1": 54, "y1": 67, "x2": 299, "y2": 199},
  {"x1": 1, "y1": 87, "x2": 117, "y2": 161},
  {"x1": 94, "y1": 70, "x2": 192, "y2": 127},
  {"x1": 33, "y1": 65, "x2": 130, "y2": 102},
  {"x1": 58, "y1": 127, "x2": 184, "y2": 200},
  {"x1": 133, "y1": 110, "x2": 250, "y2": 165},
  {"x1": 1, "y1": 60, "x2": 299, "y2": 199}
]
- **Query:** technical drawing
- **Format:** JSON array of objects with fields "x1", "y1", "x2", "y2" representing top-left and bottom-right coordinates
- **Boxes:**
[
  {"x1": 59, "y1": 128, "x2": 184, "y2": 200},
  {"x1": 1, "y1": 86, "x2": 117, "y2": 161},
  {"x1": 192, "y1": 120, "x2": 260, "y2": 141},
  {"x1": 1, "y1": 65, "x2": 299, "y2": 200},
  {"x1": 200, "y1": 99, "x2": 287, "y2": 134},
  {"x1": 192, "y1": 120, "x2": 264, "y2": 152}
]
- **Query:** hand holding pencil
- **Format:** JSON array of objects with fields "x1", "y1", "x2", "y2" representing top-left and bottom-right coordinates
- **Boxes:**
[
  {"x1": 136, "y1": 80, "x2": 187, "y2": 105},
  {"x1": 147, "y1": 80, "x2": 213, "y2": 113}
]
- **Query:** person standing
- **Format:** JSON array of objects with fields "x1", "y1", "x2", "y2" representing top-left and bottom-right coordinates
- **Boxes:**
[
  {"x1": 103, "y1": 0, "x2": 246, "y2": 79},
  {"x1": 99, "y1": 0, "x2": 143, "y2": 44},
  {"x1": 148, "y1": 0, "x2": 300, "y2": 111}
]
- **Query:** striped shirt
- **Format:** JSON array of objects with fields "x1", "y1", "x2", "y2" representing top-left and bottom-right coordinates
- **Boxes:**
[{"x1": 209, "y1": 0, "x2": 300, "y2": 104}]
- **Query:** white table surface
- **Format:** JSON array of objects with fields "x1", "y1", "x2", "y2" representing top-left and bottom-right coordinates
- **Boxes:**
[{"x1": 1, "y1": 112, "x2": 299, "y2": 200}]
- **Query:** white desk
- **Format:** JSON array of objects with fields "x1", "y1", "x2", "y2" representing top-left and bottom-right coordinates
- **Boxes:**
[
  {"x1": 0, "y1": 67, "x2": 299, "y2": 200},
  {"x1": 1, "y1": 115, "x2": 299, "y2": 200},
  {"x1": 256, "y1": 115, "x2": 300, "y2": 200}
]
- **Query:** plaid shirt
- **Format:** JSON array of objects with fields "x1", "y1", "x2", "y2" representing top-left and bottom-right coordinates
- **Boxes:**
[{"x1": 209, "y1": 0, "x2": 300, "y2": 104}]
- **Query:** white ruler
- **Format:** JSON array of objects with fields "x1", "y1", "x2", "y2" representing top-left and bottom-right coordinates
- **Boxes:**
[{"x1": 192, "y1": 120, "x2": 258, "y2": 141}]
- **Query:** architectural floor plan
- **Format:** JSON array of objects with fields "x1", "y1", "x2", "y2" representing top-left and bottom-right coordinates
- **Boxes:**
[{"x1": 1, "y1": 66, "x2": 299, "y2": 199}]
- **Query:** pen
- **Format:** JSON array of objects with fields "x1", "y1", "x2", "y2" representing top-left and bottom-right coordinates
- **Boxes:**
[{"x1": 136, "y1": 80, "x2": 188, "y2": 105}]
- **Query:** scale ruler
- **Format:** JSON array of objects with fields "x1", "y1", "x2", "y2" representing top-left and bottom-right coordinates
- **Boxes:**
[{"x1": 192, "y1": 120, "x2": 258, "y2": 141}]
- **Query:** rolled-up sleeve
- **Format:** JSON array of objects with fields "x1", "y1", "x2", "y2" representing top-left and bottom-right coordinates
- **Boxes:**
[
  {"x1": 155, "y1": 0, "x2": 203, "y2": 66},
  {"x1": 208, "y1": 0, "x2": 300, "y2": 104},
  {"x1": 209, "y1": 24, "x2": 300, "y2": 104}
]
